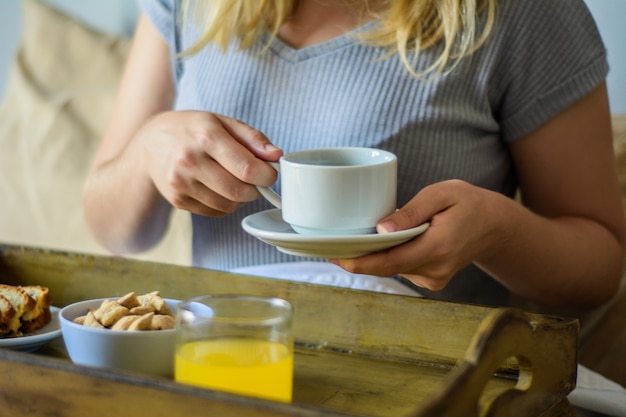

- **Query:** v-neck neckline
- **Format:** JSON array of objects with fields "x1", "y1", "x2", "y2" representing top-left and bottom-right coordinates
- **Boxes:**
[{"x1": 262, "y1": 20, "x2": 380, "y2": 63}]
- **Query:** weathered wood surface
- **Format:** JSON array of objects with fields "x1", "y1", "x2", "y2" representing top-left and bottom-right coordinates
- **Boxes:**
[{"x1": 0, "y1": 245, "x2": 578, "y2": 416}]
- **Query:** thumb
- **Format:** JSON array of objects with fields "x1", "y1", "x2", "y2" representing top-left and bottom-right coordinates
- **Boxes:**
[
  {"x1": 376, "y1": 190, "x2": 442, "y2": 234},
  {"x1": 376, "y1": 208, "x2": 422, "y2": 234},
  {"x1": 377, "y1": 181, "x2": 462, "y2": 233}
]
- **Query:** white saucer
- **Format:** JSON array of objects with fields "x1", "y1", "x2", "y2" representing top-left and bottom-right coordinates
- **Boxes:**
[
  {"x1": 0, "y1": 306, "x2": 62, "y2": 352},
  {"x1": 241, "y1": 209, "x2": 429, "y2": 258}
]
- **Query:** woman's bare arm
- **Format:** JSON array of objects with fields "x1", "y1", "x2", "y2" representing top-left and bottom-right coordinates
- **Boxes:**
[
  {"x1": 83, "y1": 15, "x2": 176, "y2": 254},
  {"x1": 83, "y1": 15, "x2": 282, "y2": 255},
  {"x1": 483, "y1": 82, "x2": 625, "y2": 307},
  {"x1": 334, "y1": 83, "x2": 625, "y2": 310}
]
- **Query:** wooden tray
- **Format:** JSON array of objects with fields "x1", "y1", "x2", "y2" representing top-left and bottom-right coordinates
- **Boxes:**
[{"x1": 0, "y1": 245, "x2": 578, "y2": 416}]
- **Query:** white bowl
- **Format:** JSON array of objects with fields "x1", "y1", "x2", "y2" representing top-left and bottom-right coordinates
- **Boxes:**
[{"x1": 60, "y1": 297, "x2": 179, "y2": 377}]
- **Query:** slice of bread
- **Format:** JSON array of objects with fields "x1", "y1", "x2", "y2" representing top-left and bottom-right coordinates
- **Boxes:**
[
  {"x1": 0, "y1": 284, "x2": 52, "y2": 337},
  {"x1": 0, "y1": 284, "x2": 35, "y2": 334},
  {"x1": 20, "y1": 307, "x2": 52, "y2": 334},
  {"x1": 21, "y1": 285, "x2": 51, "y2": 321},
  {"x1": 0, "y1": 294, "x2": 17, "y2": 335}
]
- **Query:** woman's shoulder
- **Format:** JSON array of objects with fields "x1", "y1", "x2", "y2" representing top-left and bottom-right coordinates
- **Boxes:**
[
  {"x1": 487, "y1": 0, "x2": 608, "y2": 141},
  {"x1": 138, "y1": 0, "x2": 175, "y2": 14},
  {"x1": 137, "y1": 0, "x2": 176, "y2": 36},
  {"x1": 494, "y1": 0, "x2": 601, "y2": 39}
]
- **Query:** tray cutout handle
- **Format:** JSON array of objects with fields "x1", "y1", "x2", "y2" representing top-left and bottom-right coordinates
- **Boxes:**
[{"x1": 411, "y1": 308, "x2": 578, "y2": 417}]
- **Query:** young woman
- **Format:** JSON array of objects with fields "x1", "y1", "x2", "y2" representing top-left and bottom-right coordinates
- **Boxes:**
[{"x1": 83, "y1": 0, "x2": 625, "y2": 311}]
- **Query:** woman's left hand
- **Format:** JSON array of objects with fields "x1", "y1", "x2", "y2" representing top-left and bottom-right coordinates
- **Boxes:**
[
  {"x1": 333, "y1": 84, "x2": 625, "y2": 311},
  {"x1": 330, "y1": 179, "x2": 510, "y2": 290}
]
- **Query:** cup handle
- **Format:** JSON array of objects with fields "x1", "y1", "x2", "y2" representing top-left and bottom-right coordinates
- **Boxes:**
[{"x1": 255, "y1": 162, "x2": 282, "y2": 209}]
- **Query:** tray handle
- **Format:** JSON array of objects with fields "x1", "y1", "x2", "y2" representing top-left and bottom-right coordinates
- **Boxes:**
[{"x1": 411, "y1": 308, "x2": 578, "y2": 417}]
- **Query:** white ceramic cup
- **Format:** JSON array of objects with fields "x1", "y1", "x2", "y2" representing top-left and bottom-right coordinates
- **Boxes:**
[{"x1": 256, "y1": 147, "x2": 397, "y2": 235}]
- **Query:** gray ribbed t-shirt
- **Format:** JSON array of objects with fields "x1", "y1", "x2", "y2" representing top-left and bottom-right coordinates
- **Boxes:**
[{"x1": 139, "y1": 0, "x2": 608, "y2": 306}]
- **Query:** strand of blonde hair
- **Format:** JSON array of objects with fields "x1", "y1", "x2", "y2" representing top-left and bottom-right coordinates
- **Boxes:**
[{"x1": 179, "y1": 0, "x2": 496, "y2": 79}]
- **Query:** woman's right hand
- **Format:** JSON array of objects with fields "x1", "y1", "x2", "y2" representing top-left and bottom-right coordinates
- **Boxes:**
[
  {"x1": 84, "y1": 14, "x2": 281, "y2": 254},
  {"x1": 137, "y1": 110, "x2": 283, "y2": 217}
]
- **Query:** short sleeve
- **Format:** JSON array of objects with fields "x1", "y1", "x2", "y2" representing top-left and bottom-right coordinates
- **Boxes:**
[
  {"x1": 138, "y1": 0, "x2": 175, "y2": 42},
  {"x1": 494, "y1": 0, "x2": 608, "y2": 142},
  {"x1": 138, "y1": 0, "x2": 184, "y2": 83}
]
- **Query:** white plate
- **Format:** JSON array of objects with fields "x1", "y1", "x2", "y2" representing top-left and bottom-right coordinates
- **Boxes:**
[
  {"x1": 242, "y1": 209, "x2": 429, "y2": 258},
  {"x1": 0, "y1": 306, "x2": 62, "y2": 352}
]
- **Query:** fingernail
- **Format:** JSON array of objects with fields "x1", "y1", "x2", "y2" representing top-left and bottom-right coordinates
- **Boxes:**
[
  {"x1": 264, "y1": 143, "x2": 281, "y2": 152},
  {"x1": 377, "y1": 220, "x2": 397, "y2": 234}
]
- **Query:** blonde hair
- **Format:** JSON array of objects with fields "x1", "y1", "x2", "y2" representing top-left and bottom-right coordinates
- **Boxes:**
[{"x1": 180, "y1": 0, "x2": 496, "y2": 79}]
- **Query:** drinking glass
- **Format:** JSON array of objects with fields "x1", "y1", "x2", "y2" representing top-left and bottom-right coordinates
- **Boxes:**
[{"x1": 175, "y1": 295, "x2": 294, "y2": 403}]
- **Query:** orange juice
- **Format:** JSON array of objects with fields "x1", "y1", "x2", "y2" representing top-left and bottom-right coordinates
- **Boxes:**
[{"x1": 175, "y1": 338, "x2": 293, "y2": 403}]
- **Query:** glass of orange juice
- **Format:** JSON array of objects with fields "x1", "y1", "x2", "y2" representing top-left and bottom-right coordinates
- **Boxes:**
[{"x1": 175, "y1": 295, "x2": 294, "y2": 403}]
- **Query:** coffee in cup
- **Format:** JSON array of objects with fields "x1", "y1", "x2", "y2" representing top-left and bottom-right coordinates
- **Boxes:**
[{"x1": 256, "y1": 147, "x2": 397, "y2": 235}]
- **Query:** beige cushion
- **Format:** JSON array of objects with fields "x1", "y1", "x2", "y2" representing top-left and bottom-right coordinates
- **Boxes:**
[{"x1": 0, "y1": 0, "x2": 191, "y2": 265}]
